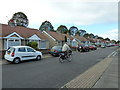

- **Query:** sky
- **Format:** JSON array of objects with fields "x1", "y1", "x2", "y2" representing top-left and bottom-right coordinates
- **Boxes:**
[{"x1": 0, "y1": 0, "x2": 119, "y2": 40}]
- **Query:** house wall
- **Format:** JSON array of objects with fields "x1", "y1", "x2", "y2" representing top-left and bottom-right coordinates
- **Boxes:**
[
  {"x1": 39, "y1": 40, "x2": 49, "y2": 49},
  {"x1": 21, "y1": 39, "x2": 26, "y2": 46},
  {"x1": 3, "y1": 39, "x2": 7, "y2": 50},
  {"x1": 0, "y1": 38, "x2": 2, "y2": 50},
  {"x1": 43, "y1": 32, "x2": 57, "y2": 48}
]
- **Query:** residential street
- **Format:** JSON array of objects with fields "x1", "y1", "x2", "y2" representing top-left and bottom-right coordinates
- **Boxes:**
[{"x1": 2, "y1": 47, "x2": 118, "y2": 88}]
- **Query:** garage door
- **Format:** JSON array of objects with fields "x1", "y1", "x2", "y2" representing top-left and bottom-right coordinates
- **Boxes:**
[{"x1": 8, "y1": 39, "x2": 20, "y2": 48}]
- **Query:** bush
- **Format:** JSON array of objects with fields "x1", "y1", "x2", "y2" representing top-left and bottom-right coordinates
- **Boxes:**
[{"x1": 27, "y1": 42, "x2": 38, "y2": 49}]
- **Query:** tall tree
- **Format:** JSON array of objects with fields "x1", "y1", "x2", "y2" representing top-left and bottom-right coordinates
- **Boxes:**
[
  {"x1": 57, "y1": 25, "x2": 68, "y2": 34},
  {"x1": 83, "y1": 33, "x2": 90, "y2": 38},
  {"x1": 64, "y1": 36, "x2": 67, "y2": 42},
  {"x1": 97, "y1": 36, "x2": 104, "y2": 40},
  {"x1": 89, "y1": 33, "x2": 94, "y2": 38},
  {"x1": 104, "y1": 38, "x2": 110, "y2": 41},
  {"x1": 111, "y1": 40, "x2": 116, "y2": 43},
  {"x1": 39, "y1": 21, "x2": 54, "y2": 32},
  {"x1": 79, "y1": 29, "x2": 86, "y2": 36},
  {"x1": 8, "y1": 12, "x2": 29, "y2": 27},
  {"x1": 69, "y1": 26, "x2": 78, "y2": 36}
]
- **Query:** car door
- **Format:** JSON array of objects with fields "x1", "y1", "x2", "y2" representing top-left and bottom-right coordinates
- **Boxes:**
[
  {"x1": 17, "y1": 47, "x2": 28, "y2": 60},
  {"x1": 26, "y1": 47, "x2": 36, "y2": 60}
]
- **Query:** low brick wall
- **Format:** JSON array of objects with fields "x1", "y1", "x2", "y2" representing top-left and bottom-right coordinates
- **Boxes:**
[
  {"x1": 71, "y1": 47, "x2": 78, "y2": 51},
  {"x1": 0, "y1": 50, "x2": 6, "y2": 59},
  {"x1": 36, "y1": 49, "x2": 50, "y2": 54}
]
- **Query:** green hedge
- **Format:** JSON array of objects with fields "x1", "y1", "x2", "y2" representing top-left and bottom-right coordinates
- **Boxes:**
[{"x1": 27, "y1": 42, "x2": 38, "y2": 49}]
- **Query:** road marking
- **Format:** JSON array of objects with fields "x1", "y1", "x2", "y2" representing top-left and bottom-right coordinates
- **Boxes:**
[
  {"x1": 107, "y1": 49, "x2": 118, "y2": 58},
  {"x1": 112, "y1": 52, "x2": 117, "y2": 56}
]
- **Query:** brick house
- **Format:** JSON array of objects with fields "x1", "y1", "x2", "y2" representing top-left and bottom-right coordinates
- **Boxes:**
[
  {"x1": 43, "y1": 31, "x2": 78, "y2": 48},
  {"x1": 0, "y1": 24, "x2": 49, "y2": 50},
  {"x1": 74, "y1": 35, "x2": 90, "y2": 45}
]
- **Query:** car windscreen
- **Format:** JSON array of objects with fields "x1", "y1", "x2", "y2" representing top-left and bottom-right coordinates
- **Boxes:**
[{"x1": 52, "y1": 46, "x2": 62, "y2": 50}]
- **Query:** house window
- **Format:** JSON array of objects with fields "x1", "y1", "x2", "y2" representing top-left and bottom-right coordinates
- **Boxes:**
[{"x1": 41, "y1": 41, "x2": 46, "y2": 49}]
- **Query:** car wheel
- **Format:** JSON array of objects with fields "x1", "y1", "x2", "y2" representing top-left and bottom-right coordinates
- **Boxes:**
[
  {"x1": 36, "y1": 55, "x2": 41, "y2": 61},
  {"x1": 13, "y1": 58, "x2": 20, "y2": 64}
]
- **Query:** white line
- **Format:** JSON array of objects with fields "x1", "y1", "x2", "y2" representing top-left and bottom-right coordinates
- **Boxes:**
[
  {"x1": 107, "y1": 51, "x2": 115, "y2": 58},
  {"x1": 107, "y1": 49, "x2": 118, "y2": 58},
  {"x1": 113, "y1": 52, "x2": 117, "y2": 56}
]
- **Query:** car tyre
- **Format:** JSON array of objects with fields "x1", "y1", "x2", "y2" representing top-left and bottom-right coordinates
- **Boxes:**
[
  {"x1": 13, "y1": 58, "x2": 20, "y2": 64},
  {"x1": 36, "y1": 55, "x2": 41, "y2": 61}
]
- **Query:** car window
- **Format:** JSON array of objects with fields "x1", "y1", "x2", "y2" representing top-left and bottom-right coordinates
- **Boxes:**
[
  {"x1": 18, "y1": 48, "x2": 26, "y2": 52},
  {"x1": 7, "y1": 47, "x2": 15, "y2": 53},
  {"x1": 27, "y1": 48, "x2": 35, "y2": 52},
  {"x1": 52, "y1": 46, "x2": 62, "y2": 50}
]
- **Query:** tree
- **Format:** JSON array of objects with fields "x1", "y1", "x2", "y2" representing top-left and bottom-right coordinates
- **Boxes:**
[
  {"x1": 111, "y1": 40, "x2": 116, "y2": 43},
  {"x1": 89, "y1": 33, "x2": 94, "y2": 38},
  {"x1": 79, "y1": 29, "x2": 86, "y2": 36},
  {"x1": 97, "y1": 36, "x2": 104, "y2": 40},
  {"x1": 69, "y1": 26, "x2": 78, "y2": 35},
  {"x1": 116, "y1": 40, "x2": 120, "y2": 44},
  {"x1": 64, "y1": 36, "x2": 67, "y2": 42},
  {"x1": 39, "y1": 21, "x2": 54, "y2": 32},
  {"x1": 83, "y1": 33, "x2": 90, "y2": 38},
  {"x1": 57, "y1": 25, "x2": 68, "y2": 34},
  {"x1": 8, "y1": 12, "x2": 29, "y2": 27},
  {"x1": 104, "y1": 38, "x2": 110, "y2": 41}
]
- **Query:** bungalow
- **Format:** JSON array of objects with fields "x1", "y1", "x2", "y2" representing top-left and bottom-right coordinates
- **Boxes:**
[
  {"x1": 42, "y1": 31, "x2": 77, "y2": 48},
  {"x1": 74, "y1": 35, "x2": 90, "y2": 45},
  {"x1": 0, "y1": 24, "x2": 49, "y2": 50}
]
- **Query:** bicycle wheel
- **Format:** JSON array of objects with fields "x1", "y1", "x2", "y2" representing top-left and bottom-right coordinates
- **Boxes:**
[
  {"x1": 59, "y1": 57, "x2": 65, "y2": 63},
  {"x1": 67, "y1": 54, "x2": 72, "y2": 62}
]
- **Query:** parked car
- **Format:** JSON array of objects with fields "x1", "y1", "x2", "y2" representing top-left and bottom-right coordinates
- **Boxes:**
[
  {"x1": 101, "y1": 45, "x2": 106, "y2": 48},
  {"x1": 49, "y1": 46, "x2": 62, "y2": 56},
  {"x1": 77, "y1": 44, "x2": 89, "y2": 52},
  {"x1": 89, "y1": 45, "x2": 97, "y2": 50},
  {"x1": 4, "y1": 46, "x2": 42, "y2": 64}
]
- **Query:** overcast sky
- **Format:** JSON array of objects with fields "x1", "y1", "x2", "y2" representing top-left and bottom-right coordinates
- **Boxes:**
[{"x1": 0, "y1": 0, "x2": 119, "y2": 40}]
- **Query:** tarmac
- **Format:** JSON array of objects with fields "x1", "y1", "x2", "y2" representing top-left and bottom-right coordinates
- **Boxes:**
[
  {"x1": 0, "y1": 49, "x2": 119, "y2": 89},
  {"x1": 0, "y1": 54, "x2": 52, "y2": 65}
]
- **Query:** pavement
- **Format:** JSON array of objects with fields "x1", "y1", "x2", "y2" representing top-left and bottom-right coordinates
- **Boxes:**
[
  {"x1": 93, "y1": 56, "x2": 118, "y2": 88},
  {"x1": 60, "y1": 48, "x2": 119, "y2": 89}
]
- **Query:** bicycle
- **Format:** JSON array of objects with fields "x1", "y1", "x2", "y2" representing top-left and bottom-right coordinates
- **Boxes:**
[{"x1": 59, "y1": 51, "x2": 72, "y2": 63}]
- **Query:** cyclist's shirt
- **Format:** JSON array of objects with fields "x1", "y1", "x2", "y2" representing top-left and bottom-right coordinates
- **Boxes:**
[{"x1": 62, "y1": 43, "x2": 71, "y2": 52}]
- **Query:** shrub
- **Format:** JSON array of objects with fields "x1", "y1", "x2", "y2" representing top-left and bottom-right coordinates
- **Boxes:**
[{"x1": 27, "y1": 42, "x2": 38, "y2": 49}]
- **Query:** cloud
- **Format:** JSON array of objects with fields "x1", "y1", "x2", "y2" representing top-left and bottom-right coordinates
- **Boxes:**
[
  {"x1": 99, "y1": 29, "x2": 118, "y2": 41},
  {"x1": 0, "y1": 0, "x2": 118, "y2": 27}
]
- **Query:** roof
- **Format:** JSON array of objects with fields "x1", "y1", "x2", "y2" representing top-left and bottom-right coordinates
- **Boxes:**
[
  {"x1": 74, "y1": 35, "x2": 88, "y2": 42},
  {"x1": 46, "y1": 31, "x2": 74, "y2": 41},
  {"x1": 1, "y1": 24, "x2": 47, "y2": 40},
  {"x1": 62, "y1": 34, "x2": 74, "y2": 40}
]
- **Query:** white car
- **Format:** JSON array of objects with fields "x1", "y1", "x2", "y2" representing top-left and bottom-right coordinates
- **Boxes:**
[{"x1": 4, "y1": 46, "x2": 42, "y2": 64}]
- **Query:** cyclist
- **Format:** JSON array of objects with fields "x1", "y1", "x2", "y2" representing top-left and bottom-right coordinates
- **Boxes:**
[{"x1": 62, "y1": 43, "x2": 72, "y2": 58}]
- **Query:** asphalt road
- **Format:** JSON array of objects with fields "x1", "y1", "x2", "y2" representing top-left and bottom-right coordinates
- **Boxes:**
[{"x1": 2, "y1": 47, "x2": 118, "y2": 88}]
